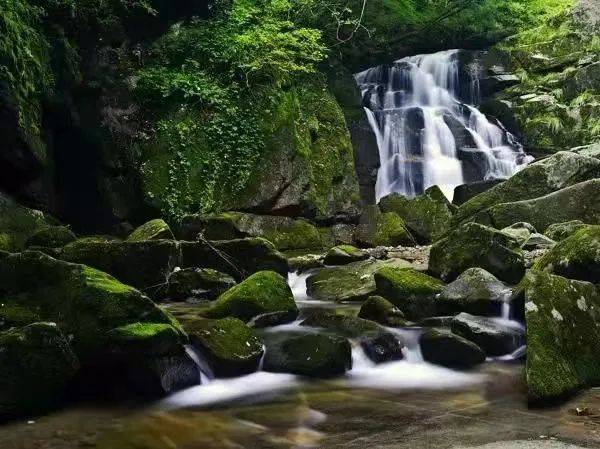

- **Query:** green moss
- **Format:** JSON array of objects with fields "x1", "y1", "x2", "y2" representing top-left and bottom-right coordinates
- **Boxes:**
[
  {"x1": 300, "y1": 311, "x2": 383, "y2": 338},
  {"x1": 323, "y1": 244, "x2": 368, "y2": 265},
  {"x1": 262, "y1": 219, "x2": 324, "y2": 251},
  {"x1": 25, "y1": 226, "x2": 76, "y2": 248},
  {"x1": 544, "y1": 220, "x2": 588, "y2": 241},
  {"x1": 356, "y1": 207, "x2": 414, "y2": 248},
  {"x1": 127, "y1": 219, "x2": 174, "y2": 242},
  {"x1": 106, "y1": 322, "x2": 183, "y2": 356},
  {"x1": 358, "y1": 296, "x2": 407, "y2": 327}
]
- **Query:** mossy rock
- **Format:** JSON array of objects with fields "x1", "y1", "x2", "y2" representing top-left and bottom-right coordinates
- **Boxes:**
[
  {"x1": 263, "y1": 333, "x2": 352, "y2": 378},
  {"x1": 358, "y1": 295, "x2": 408, "y2": 327},
  {"x1": 187, "y1": 317, "x2": 264, "y2": 377},
  {"x1": 429, "y1": 222, "x2": 525, "y2": 284},
  {"x1": 127, "y1": 219, "x2": 174, "y2": 242},
  {"x1": 323, "y1": 245, "x2": 368, "y2": 266},
  {"x1": 374, "y1": 267, "x2": 444, "y2": 320},
  {"x1": 25, "y1": 226, "x2": 76, "y2": 249},
  {"x1": 0, "y1": 251, "x2": 183, "y2": 362},
  {"x1": 500, "y1": 222, "x2": 536, "y2": 247},
  {"x1": 420, "y1": 328, "x2": 485, "y2": 369},
  {"x1": 355, "y1": 206, "x2": 414, "y2": 248},
  {"x1": 450, "y1": 313, "x2": 524, "y2": 357},
  {"x1": 544, "y1": 220, "x2": 588, "y2": 241},
  {"x1": 379, "y1": 186, "x2": 454, "y2": 242},
  {"x1": 516, "y1": 270, "x2": 600, "y2": 403},
  {"x1": 0, "y1": 322, "x2": 79, "y2": 419},
  {"x1": 300, "y1": 311, "x2": 383, "y2": 338},
  {"x1": 306, "y1": 258, "x2": 412, "y2": 302},
  {"x1": 205, "y1": 271, "x2": 298, "y2": 323},
  {"x1": 534, "y1": 225, "x2": 600, "y2": 283},
  {"x1": 105, "y1": 323, "x2": 183, "y2": 356},
  {"x1": 167, "y1": 268, "x2": 236, "y2": 300}
]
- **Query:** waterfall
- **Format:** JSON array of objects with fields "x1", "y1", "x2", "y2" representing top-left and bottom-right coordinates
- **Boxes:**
[{"x1": 355, "y1": 50, "x2": 532, "y2": 202}]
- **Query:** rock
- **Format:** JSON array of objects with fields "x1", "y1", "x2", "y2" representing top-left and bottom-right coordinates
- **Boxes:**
[
  {"x1": 187, "y1": 317, "x2": 263, "y2": 377},
  {"x1": 0, "y1": 323, "x2": 79, "y2": 419},
  {"x1": 452, "y1": 180, "x2": 505, "y2": 206},
  {"x1": 205, "y1": 271, "x2": 298, "y2": 323},
  {"x1": 354, "y1": 206, "x2": 414, "y2": 248},
  {"x1": 429, "y1": 222, "x2": 525, "y2": 284},
  {"x1": 360, "y1": 333, "x2": 404, "y2": 364},
  {"x1": 328, "y1": 223, "x2": 357, "y2": 246},
  {"x1": 544, "y1": 220, "x2": 588, "y2": 241},
  {"x1": 0, "y1": 251, "x2": 182, "y2": 362},
  {"x1": 379, "y1": 186, "x2": 454, "y2": 242},
  {"x1": 288, "y1": 253, "x2": 324, "y2": 272},
  {"x1": 263, "y1": 333, "x2": 352, "y2": 378},
  {"x1": 358, "y1": 295, "x2": 408, "y2": 327},
  {"x1": 305, "y1": 258, "x2": 412, "y2": 302},
  {"x1": 179, "y1": 213, "x2": 324, "y2": 251},
  {"x1": 248, "y1": 311, "x2": 299, "y2": 328},
  {"x1": 25, "y1": 226, "x2": 76, "y2": 249},
  {"x1": 418, "y1": 316, "x2": 455, "y2": 327},
  {"x1": 323, "y1": 245, "x2": 369, "y2": 265},
  {"x1": 534, "y1": 225, "x2": 600, "y2": 283},
  {"x1": 501, "y1": 222, "x2": 536, "y2": 247},
  {"x1": 437, "y1": 268, "x2": 511, "y2": 316},
  {"x1": 522, "y1": 233, "x2": 556, "y2": 251},
  {"x1": 515, "y1": 270, "x2": 600, "y2": 403},
  {"x1": 420, "y1": 328, "x2": 486, "y2": 369},
  {"x1": 179, "y1": 238, "x2": 289, "y2": 279},
  {"x1": 479, "y1": 180, "x2": 600, "y2": 232},
  {"x1": 300, "y1": 311, "x2": 384, "y2": 338},
  {"x1": 451, "y1": 313, "x2": 524, "y2": 356},
  {"x1": 127, "y1": 219, "x2": 174, "y2": 242},
  {"x1": 374, "y1": 267, "x2": 444, "y2": 319},
  {"x1": 60, "y1": 238, "x2": 180, "y2": 293},
  {"x1": 564, "y1": 62, "x2": 600, "y2": 100},
  {"x1": 167, "y1": 268, "x2": 236, "y2": 300},
  {"x1": 573, "y1": 0, "x2": 600, "y2": 33}
]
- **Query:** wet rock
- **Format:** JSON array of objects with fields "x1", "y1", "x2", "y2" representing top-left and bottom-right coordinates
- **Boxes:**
[
  {"x1": 167, "y1": 268, "x2": 236, "y2": 301},
  {"x1": 501, "y1": 222, "x2": 536, "y2": 247},
  {"x1": 452, "y1": 179, "x2": 505, "y2": 206},
  {"x1": 127, "y1": 219, "x2": 174, "y2": 242},
  {"x1": 418, "y1": 316, "x2": 455, "y2": 327},
  {"x1": 451, "y1": 313, "x2": 524, "y2": 356},
  {"x1": 429, "y1": 222, "x2": 525, "y2": 284},
  {"x1": 205, "y1": 271, "x2": 298, "y2": 323},
  {"x1": 534, "y1": 225, "x2": 600, "y2": 283},
  {"x1": 263, "y1": 334, "x2": 352, "y2": 378},
  {"x1": 248, "y1": 311, "x2": 299, "y2": 328},
  {"x1": 354, "y1": 206, "x2": 414, "y2": 248},
  {"x1": 0, "y1": 323, "x2": 79, "y2": 419},
  {"x1": 361, "y1": 333, "x2": 404, "y2": 364},
  {"x1": 300, "y1": 312, "x2": 383, "y2": 338},
  {"x1": 515, "y1": 270, "x2": 600, "y2": 403},
  {"x1": 25, "y1": 226, "x2": 76, "y2": 249},
  {"x1": 306, "y1": 258, "x2": 412, "y2": 302},
  {"x1": 437, "y1": 268, "x2": 511, "y2": 316},
  {"x1": 187, "y1": 317, "x2": 264, "y2": 377},
  {"x1": 287, "y1": 253, "x2": 324, "y2": 272},
  {"x1": 544, "y1": 220, "x2": 588, "y2": 241},
  {"x1": 323, "y1": 245, "x2": 369, "y2": 265},
  {"x1": 420, "y1": 328, "x2": 485, "y2": 369},
  {"x1": 374, "y1": 267, "x2": 444, "y2": 319},
  {"x1": 358, "y1": 295, "x2": 408, "y2": 327}
]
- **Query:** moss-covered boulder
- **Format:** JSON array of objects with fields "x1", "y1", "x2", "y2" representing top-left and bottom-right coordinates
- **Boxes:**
[
  {"x1": 0, "y1": 251, "x2": 182, "y2": 362},
  {"x1": 374, "y1": 267, "x2": 444, "y2": 319},
  {"x1": 437, "y1": 268, "x2": 511, "y2": 316},
  {"x1": 127, "y1": 219, "x2": 174, "y2": 242},
  {"x1": 323, "y1": 245, "x2": 368, "y2": 266},
  {"x1": 166, "y1": 268, "x2": 236, "y2": 301},
  {"x1": 379, "y1": 186, "x2": 454, "y2": 242},
  {"x1": 25, "y1": 226, "x2": 76, "y2": 249},
  {"x1": 0, "y1": 322, "x2": 79, "y2": 419},
  {"x1": 300, "y1": 311, "x2": 383, "y2": 338},
  {"x1": 500, "y1": 222, "x2": 536, "y2": 247},
  {"x1": 420, "y1": 328, "x2": 485, "y2": 369},
  {"x1": 355, "y1": 206, "x2": 414, "y2": 248},
  {"x1": 544, "y1": 220, "x2": 588, "y2": 241},
  {"x1": 450, "y1": 313, "x2": 524, "y2": 357},
  {"x1": 358, "y1": 296, "x2": 408, "y2": 327},
  {"x1": 477, "y1": 180, "x2": 600, "y2": 232},
  {"x1": 187, "y1": 317, "x2": 263, "y2": 377},
  {"x1": 179, "y1": 238, "x2": 289, "y2": 279},
  {"x1": 305, "y1": 258, "x2": 412, "y2": 302},
  {"x1": 263, "y1": 333, "x2": 351, "y2": 378},
  {"x1": 205, "y1": 271, "x2": 297, "y2": 323},
  {"x1": 429, "y1": 222, "x2": 525, "y2": 284},
  {"x1": 534, "y1": 225, "x2": 600, "y2": 283},
  {"x1": 523, "y1": 233, "x2": 556, "y2": 251},
  {"x1": 516, "y1": 270, "x2": 600, "y2": 403},
  {"x1": 452, "y1": 180, "x2": 505, "y2": 206}
]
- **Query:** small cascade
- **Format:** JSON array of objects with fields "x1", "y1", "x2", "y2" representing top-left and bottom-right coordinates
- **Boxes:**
[
  {"x1": 184, "y1": 344, "x2": 215, "y2": 385},
  {"x1": 355, "y1": 49, "x2": 532, "y2": 201}
]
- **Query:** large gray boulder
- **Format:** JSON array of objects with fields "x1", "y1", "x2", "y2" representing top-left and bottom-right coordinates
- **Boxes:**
[{"x1": 451, "y1": 313, "x2": 524, "y2": 357}]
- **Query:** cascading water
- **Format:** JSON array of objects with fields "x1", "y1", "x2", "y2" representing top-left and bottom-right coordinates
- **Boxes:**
[{"x1": 355, "y1": 49, "x2": 532, "y2": 202}]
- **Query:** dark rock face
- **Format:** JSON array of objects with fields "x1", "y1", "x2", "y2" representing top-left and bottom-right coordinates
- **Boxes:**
[
  {"x1": 420, "y1": 328, "x2": 485, "y2": 369},
  {"x1": 300, "y1": 312, "x2": 383, "y2": 338},
  {"x1": 361, "y1": 333, "x2": 404, "y2": 364},
  {"x1": 358, "y1": 295, "x2": 408, "y2": 327},
  {"x1": 452, "y1": 180, "x2": 505, "y2": 206},
  {"x1": 451, "y1": 313, "x2": 524, "y2": 357},
  {"x1": 166, "y1": 268, "x2": 236, "y2": 301},
  {"x1": 25, "y1": 226, "x2": 76, "y2": 249}
]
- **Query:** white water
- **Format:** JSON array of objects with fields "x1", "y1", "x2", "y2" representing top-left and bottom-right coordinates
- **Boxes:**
[{"x1": 355, "y1": 49, "x2": 532, "y2": 202}]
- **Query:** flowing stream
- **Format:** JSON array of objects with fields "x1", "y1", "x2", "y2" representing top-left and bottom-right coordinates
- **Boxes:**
[{"x1": 355, "y1": 49, "x2": 532, "y2": 201}]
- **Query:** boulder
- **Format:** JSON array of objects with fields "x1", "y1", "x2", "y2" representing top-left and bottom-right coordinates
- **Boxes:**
[
  {"x1": 501, "y1": 222, "x2": 536, "y2": 247},
  {"x1": 477, "y1": 180, "x2": 600, "y2": 232},
  {"x1": 544, "y1": 220, "x2": 588, "y2": 241},
  {"x1": 358, "y1": 295, "x2": 408, "y2": 327},
  {"x1": 300, "y1": 312, "x2": 383, "y2": 338},
  {"x1": 205, "y1": 271, "x2": 298, "y2": 323},
  {"x1": 187, "y1": 318, "x2": 263, "y2": 377},
  {"x1": 0, "y1": 323, "x2": 79, "y2": 419},
  {"x1": 306, "y1": 258, "x2": 412, "y2": 302},
  {"x1": 360, "y1": 333, "x2": 404, "y2": 364},
  {"x1": 323, "y1": 245, "x2": 369, "y2": 265},
  {"x1": 127, "y1": 219, "x2": 174, "y2": 242},
  {"x1": 420, "y1": 328, "x2": 485, "y2": 369},
  {"x1": 379, "y1": 186, "x2": 454, "y2": 242},
  {"x1": 25, "y1": 226, "x2": 76, "y2": 249},
  {"x1": 429, "y1": 222, "x2": 525, "y2": 284},
  {"x1": 522, "y1": 233, "x2": 556, "y2": 251},
  {"x1": 534, "y1": 225, "x2": 600, "y2": 283},
  {"x1": 516, "y1": 270, "x2": 600, "y2": 403},
  {"x1": 450, "y1": 313, "x2": 524, "y2": 356},
  {"x1": 374, "y1": 267, "x2": 444, "y2": 319},
  {"x1": 354, "y1": 206, "x2": 414, "y2": 248},
  {"x1": 418, "y1": 316, "x2": 455, "y2": 327},
  {"x1": 437, "y1": 268, "x2": 511, "y2": 316},
  {"x1": 263, "y1": 333, "x2": 352, "y2": 378},
  {"x1": 166, "y1": 268, "x2": 236, "y2": 300}
]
